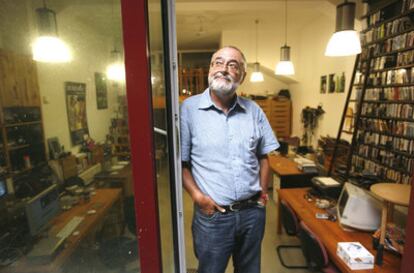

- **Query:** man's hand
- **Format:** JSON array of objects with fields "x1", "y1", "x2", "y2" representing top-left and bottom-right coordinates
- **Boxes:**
[{"x1": 195, "y1": 194, "x2": 225, "y2": 215}]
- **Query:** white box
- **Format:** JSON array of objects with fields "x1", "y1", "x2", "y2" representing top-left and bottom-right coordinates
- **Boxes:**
[{"x1": 337, "y1": 242, "x2": 374, "y2": 270}]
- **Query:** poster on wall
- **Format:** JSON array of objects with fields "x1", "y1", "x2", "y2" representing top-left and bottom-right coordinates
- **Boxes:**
[
  {"x1": 337, "y1": 72, "x2": 346, "y2": 93},
  {"x1": 95, "y1": 72, "x2": 108, "y2": 109},
  {"x1": 320, "y1": 75, "x2": 327, "y2": 94},
  {"x1": 328, "y1": 73, "x2": 336, "y2": 93},
  {"x1": 65, "y1": 82, "x2": 89, "y2": 145}
]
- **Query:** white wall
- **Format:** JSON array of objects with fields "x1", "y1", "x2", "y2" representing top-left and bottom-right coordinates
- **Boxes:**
[
  {"x1": 38, "y1": 11, "x2": 117, "y2": 154},
  {"x1": 289, "y1": 12, "x2": 359, "y2": 146}
]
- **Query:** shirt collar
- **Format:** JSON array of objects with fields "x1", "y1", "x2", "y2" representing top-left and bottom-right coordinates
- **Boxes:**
[{"x1": 198, "y1": 88, "x2": 246, "y2": 112}]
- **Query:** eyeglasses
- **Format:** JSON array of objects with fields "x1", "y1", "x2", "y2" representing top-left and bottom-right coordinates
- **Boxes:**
[{"x1": 210, "y1": 59, "x2": 242, "y2": 72}]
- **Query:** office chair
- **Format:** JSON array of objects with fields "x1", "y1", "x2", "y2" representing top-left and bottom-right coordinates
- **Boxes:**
[
  {"x1": 276, "y1": 200, "x2": 307, "y2": 269},
  {"x1": 299, "y1": 221, "x2": 339, "y2": 272},
  {"x1": 98, "y1": 196, "x2": 139, "y2": 272}
]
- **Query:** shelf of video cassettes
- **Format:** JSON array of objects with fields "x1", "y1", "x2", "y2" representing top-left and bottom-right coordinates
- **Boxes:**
[{"x1": 352, "y1": 154, "x2": 412, "y2": 184}]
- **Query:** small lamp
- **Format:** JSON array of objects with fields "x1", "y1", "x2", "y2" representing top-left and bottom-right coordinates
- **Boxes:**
[
  {"x1": 106, "y1": 49, "x2": 125, "y2": 82},
  {"x1": 275, "y1": 0, "x2": 295, "y2": 75}
]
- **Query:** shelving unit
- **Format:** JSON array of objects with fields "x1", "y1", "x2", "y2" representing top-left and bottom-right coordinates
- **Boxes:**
[
  {"x1": 330, "y1": 0, "x2": 414, "y2": 184},
  {"x1": 0, "y1": 50, "x2": 46, "y2": 176},
  {"x1": 253, "y1": 98, "x2": 292, "y2": 138},
  {"x1": 109, "y1": 95, "x2": 131, "y2": 161}
]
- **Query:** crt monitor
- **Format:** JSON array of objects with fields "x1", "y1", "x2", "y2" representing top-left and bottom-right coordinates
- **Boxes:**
[
  {"x1": 25, "y1": 184, "x2": 60, "y2": 236},
  {"x1": 337, "y1": 182, "x2": 381, "y2": 231}
]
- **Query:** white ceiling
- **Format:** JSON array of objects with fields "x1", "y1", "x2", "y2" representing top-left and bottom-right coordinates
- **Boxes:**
[{"x1": 28, "y1": 0, "x2": 364, "y2": 51}]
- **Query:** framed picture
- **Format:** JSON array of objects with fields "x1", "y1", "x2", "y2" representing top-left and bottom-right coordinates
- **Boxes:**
[
  {"x1": 65, "y1": 82, "x2": 89, "y2": 145},
  {"x1": 338, "y1": 72, "x2": 346, "y2": 93},
  {"x1": 95, "y1": 72, "x2": 108, "y2": 109},
  {"x1": 320, "y1": 75, "x2": 327, "y2": 94},
  {"x1": 328, "y1": 73, "x2": 336, "y2": 93}
]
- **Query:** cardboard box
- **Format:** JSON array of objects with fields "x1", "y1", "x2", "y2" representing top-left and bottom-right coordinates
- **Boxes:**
[{"x1": 337, "y1": 242, "x2": 374, "y2": 270}]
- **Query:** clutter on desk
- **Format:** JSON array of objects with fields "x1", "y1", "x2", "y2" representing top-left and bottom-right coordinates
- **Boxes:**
[
  {"x1": 337, "y1": 242, "x2": 374, "y2": 270},
  {"x1": 372, "y1": 222, "x2": 405, "y2": 256},
  {"x1": 294, "y1": 156, "x2": 318, "y2": 174}
]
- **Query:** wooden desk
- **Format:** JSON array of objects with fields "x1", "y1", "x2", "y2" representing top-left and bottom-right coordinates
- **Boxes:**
[
  {"x1": 94, "y1": 164, "x2": 133, "y2": 196},
  {"x1": 6, "y1": 188, "x2": 122, "y2": 273},
  {"x1": 278, "y1": 188, "x2": 401, "y2": 273},
  {"x1": 269, "y1": 154, "x2": 317, "y2": 233}
]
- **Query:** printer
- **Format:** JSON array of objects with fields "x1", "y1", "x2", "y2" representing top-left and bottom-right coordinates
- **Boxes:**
[{"x1": 311, "y1": 176, "x2": 342, "y2": 199}]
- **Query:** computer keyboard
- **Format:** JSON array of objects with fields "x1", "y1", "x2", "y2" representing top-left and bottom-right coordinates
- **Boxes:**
[{"x1": 56, "y1": 216, "x2": 84, "y2": 239}]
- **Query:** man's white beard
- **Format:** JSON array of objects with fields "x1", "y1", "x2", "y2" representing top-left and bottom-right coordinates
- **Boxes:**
[{"x1": 208, "y1": 73, "x2": 239, "y2": 98}]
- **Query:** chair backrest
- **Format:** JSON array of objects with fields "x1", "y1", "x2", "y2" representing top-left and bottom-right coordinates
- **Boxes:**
[
  {"x1": 299, "y1": 221, "x2": 329, "y2": 271},
  {"x1": 280, "y1": 199, "x2": 300, "y2": 236}
]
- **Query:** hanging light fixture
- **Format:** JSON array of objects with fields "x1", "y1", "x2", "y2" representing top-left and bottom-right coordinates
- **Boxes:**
[
  {"x1": 250, "y1": 19, "x2": 264, "y2": 83},
  {"x1": 106, "y1": 0, "x2": 125, "y2": 82},
  {"x1": 275, "y1": 0, "x2": 295, "y2": 75},
  {"x1": 32, "y1": 0, "x2": 72, "y2": 63},
  {"x1": 325, "y1": 0, "x2": 361, "y2": 57}
]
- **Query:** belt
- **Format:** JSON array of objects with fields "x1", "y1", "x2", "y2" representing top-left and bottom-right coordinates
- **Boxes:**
[{"x1": 221, "y1": 192, "x2": 261, "y2": 213}]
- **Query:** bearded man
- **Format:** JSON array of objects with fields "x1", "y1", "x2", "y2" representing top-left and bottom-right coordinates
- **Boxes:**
[{"x1": 180, "y1": 46, "x2": 279, "y2": 273}]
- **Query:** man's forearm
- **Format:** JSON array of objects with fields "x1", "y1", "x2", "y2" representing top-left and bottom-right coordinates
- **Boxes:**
[
  {"x1": 259, "y1": 155, "x2": 270, "y2": 194},
  {"x1": 182, "y1": 163, "x2": 204, "y2": 202}
]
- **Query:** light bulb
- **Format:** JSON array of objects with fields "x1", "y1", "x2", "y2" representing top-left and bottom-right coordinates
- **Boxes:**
[
  {"x1": 275, "y1": 61, "x2": 295, "y2": 75},
  {"x1": 325, "y1": 30, "x2": 361, "y2": 57},
  {"x1": 32, "y1": 36, "x2": 72, "y2": 63},
  {"x1": 106, "y1": 62, "x2": 125, "y2": 81}
]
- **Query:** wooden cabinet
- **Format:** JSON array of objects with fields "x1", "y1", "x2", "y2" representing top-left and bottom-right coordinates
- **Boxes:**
[
  {"x1": 253, "y1": 98, "x2": 292, "y2": 138},
  {"x1": 0, "y1": 50, "x2": 40, "y2": 107},
  {"x1": 0, "y1": 50, "x2": 45, "y2": 175}
]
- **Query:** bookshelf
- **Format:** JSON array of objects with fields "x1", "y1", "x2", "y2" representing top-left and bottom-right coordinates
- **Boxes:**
[{"x1": 330, "y1": 0, "x2": 414, "y2": 184}]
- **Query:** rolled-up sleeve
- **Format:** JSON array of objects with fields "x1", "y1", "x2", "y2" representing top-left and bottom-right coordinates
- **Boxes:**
[{"x1": 180, "y1": 102, "x2": 191, "y2": 162}]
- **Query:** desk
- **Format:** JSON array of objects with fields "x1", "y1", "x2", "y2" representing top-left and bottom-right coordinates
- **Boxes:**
[
  {"x1": 6, "y1": 188, "x2": 122, "y2": 273},
  {"x1": 278, "y1": 188, "x2": 401, "y2": 273},
  {"x1": 269, "y1": 155, "x2": 317, "y2": 233},
  {"x1": 94, "y1": 164, "x2": 133, "y2": 196}
]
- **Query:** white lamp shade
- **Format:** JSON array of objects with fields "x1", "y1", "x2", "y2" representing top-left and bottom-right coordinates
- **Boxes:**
[
  {"x1": 106, "y1": 62, "x2": 125, "y2": 81},
  {"x1": 32, "y1": 36, "x2": 72, "y2": 63},
  {"x1": 275, "y1": 61, "x2": 295, "y2": 75},
  {"x1": 250, "y1": 71, "x2": 264, "y2": 82},
  {"x1": 325, "y1": 30, "x2": 361, "y2": 56}
]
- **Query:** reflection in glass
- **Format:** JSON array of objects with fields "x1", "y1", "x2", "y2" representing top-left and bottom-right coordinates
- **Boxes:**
[{"x1": 0, "y1": 1, "x2": 139, "y2": 272}]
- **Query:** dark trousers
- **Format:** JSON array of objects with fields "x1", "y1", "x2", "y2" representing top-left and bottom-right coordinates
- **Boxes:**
[{"x1": 192, "y1": 205, "x2": 266, "y2": 273}]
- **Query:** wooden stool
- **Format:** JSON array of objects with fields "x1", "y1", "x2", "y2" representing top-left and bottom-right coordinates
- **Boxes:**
[{"x1": 371, "y1": 183, "x2": 411, "y2": 265}]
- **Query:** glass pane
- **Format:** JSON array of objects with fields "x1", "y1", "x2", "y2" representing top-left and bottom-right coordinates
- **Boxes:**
[
  {"x1": 148, "y1": 1, "x2": 177, "y2": 272},
  {"x1": 0, "y1": 1, "x2": 140, "y2": 272}
]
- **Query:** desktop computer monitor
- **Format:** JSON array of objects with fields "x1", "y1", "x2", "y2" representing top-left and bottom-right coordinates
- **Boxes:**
[
  {"x1": 25, "y1": 184, "x2": 60, "y2": 236},
  {"x1": 337, "y1": 182, "x2": 381, "y2": 231}
]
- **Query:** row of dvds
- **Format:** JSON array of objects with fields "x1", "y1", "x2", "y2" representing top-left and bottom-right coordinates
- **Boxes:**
[
  {"x1": 368, "y1": 68, "x2": 414, "y2": 86},
  {"x1": 361, "y1": 103, "x2": 414, "y2": 119},
  {"x1": 357, "y1": 131, "x2": 414, "y2": 154},
  {"x1": 352, "y1": 155, "x2": 411, "y2": 184},
  {"x1": 369, "y1": 49, "x2": 414, "y2": 70},
  {"x1": 362, "y1": 31, "x2": 414, "y2": 57},
  {"x1": 402, "y1": 0, "x2": 414, "y2": 14},
  {"x1": 355, "y1": 148, "x2": 414, "y2": 174},
  {"x1": 359, "y1": 118, "x2": 414, "y2": 137},
  {"x1": 362, "y1": 87, "x2": 414, "y2": 101},
  {"x1": 361, "y1": 17, "x2": 412, "y2": 44},
  {"x1": 397, "y1": 49, "x2": 414, "y2": 66}
]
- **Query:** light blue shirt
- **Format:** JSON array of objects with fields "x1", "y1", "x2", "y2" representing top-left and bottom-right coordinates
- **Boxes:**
[{"x1": 180, "y1": 89, "x2": 279, "y2": 205}]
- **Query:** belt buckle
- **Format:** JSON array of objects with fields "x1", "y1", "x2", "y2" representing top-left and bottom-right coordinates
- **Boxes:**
[{"x1": 229, "y1": 202, "x2": 241, "y2": 212}]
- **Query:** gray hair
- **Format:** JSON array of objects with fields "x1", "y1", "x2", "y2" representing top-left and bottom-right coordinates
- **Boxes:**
[{"x1": 211, "y1": 45, "x2": 247, "y2": 71}]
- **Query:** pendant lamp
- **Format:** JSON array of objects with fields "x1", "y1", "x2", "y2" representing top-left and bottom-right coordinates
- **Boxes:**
[
  {"x1": 32, "y1": 0, "x2": 72, "y2": 62},
  {"x1": 250, "y1": 20, "x2": 264, "y2": 83},
  {"x1": 275, "y1": 0, "x2": 295, "y2": 75},
  {"x1": 325, "y1": 0, "x2": 361, "y2": 57},
  {"x1": 106, "y1": 0, "x2": 125, "y2": 82}
]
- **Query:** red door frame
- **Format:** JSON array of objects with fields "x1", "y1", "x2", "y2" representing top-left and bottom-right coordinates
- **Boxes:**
[{"x1": 120, "y1": 1, "x2": 162, "y2": 273}]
